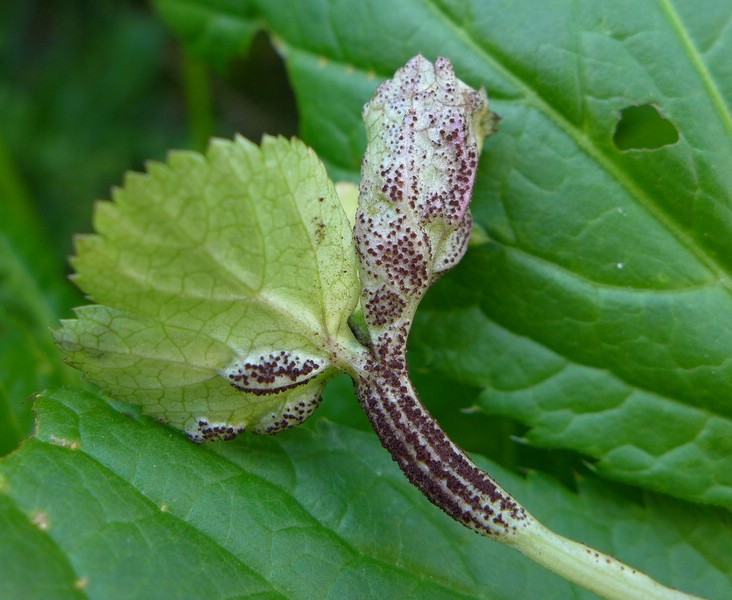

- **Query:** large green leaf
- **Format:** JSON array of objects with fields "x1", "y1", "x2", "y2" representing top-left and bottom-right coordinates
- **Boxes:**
[
  {"x1": 154, "y1": 0, "x2": 732, "y2": 507},
  {"x1": 153, "y1": 0, "x2": 260, "y2": 68},
  {"x1": 0, "y1": 387, "x2": 729, "y2": 599}
]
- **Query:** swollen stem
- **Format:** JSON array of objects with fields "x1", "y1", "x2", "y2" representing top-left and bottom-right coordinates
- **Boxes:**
[{"x1": 354, "y1": 355, "x2": 530, "y2": 538}]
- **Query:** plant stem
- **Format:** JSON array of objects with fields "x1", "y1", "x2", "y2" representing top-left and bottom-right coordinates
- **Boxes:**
[
  {"x1": 515, "y1": 521, "x2": 702, "y2": 600},
  {"x1": 351, "y1": 352, "x2": 702, "y2": 600},
  {"x1": 354, "y1": 357, "x2": 530, "y2": 537}
]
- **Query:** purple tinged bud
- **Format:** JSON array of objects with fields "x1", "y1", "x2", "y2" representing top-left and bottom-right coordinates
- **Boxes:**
[{"x1": 354, "y1": 55, "x2": 497, "y2": 333}]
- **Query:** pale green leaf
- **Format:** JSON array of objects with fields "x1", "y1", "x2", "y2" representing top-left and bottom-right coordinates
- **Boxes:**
[{"x1": 56, "y1": 136, "x2": 362, "y2": 438}]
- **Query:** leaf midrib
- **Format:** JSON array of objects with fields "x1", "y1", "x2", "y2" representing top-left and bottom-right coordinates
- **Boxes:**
[{"x1": 659, "y1": 0, "x2": 732, "y2": 139}]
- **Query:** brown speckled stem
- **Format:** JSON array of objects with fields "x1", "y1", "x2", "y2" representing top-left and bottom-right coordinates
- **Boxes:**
[{"x1": 352, "y1": 344, "x2": 531, "y2": 539}]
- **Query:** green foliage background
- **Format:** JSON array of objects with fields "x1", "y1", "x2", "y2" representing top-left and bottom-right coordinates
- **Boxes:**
[{"x1": 1, "y1": 1, "x2": 731, "y2": 598}]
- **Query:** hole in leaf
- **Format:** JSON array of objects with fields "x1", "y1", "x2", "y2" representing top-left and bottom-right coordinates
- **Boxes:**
[{"x1": 613, "y1": 104, "x2": 679, "y2": 150}]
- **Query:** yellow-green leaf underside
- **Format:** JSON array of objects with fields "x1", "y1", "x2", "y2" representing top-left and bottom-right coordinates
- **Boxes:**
[{"x1": 56, "y1": 136, "x2": 362, "y2": 438}]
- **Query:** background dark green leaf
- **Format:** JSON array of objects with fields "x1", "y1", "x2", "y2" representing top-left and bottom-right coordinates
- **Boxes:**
[{"x1": 1, "y1": 388, "x2": 730, "y2": 599}]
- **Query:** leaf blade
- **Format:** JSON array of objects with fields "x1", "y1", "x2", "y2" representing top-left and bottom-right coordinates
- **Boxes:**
[{"x1": 2, "y1": 387, "x2": 729, "y2": 599}]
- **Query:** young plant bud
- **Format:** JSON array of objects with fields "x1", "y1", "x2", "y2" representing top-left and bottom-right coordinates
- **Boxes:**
[{"x1": 354, "y1": 55, "x2": 497, "y2": 335}]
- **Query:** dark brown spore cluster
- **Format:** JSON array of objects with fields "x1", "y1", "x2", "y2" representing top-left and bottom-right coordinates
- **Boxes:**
[
  {"x1": 189, "y1": 391, "x2": 322, "y2": 441},
  {"x1": 260, "y1": 392, "x2": 322, "y2": 434},
  {"x1": 356, "y1": 210, "x2": 432, "y2": 302},
  {"x1": 369, "y1": 56, "x2": 483, "y2": 228},
  {"x1": 188, "y1": 418, "x2": 245, "y2": 443},
  {"x1": 362, "y1": 285, "x2": 408, "y2": 328},
  {"x1": 228, "y1": 351, "x2": 324, "y2": 395}
]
